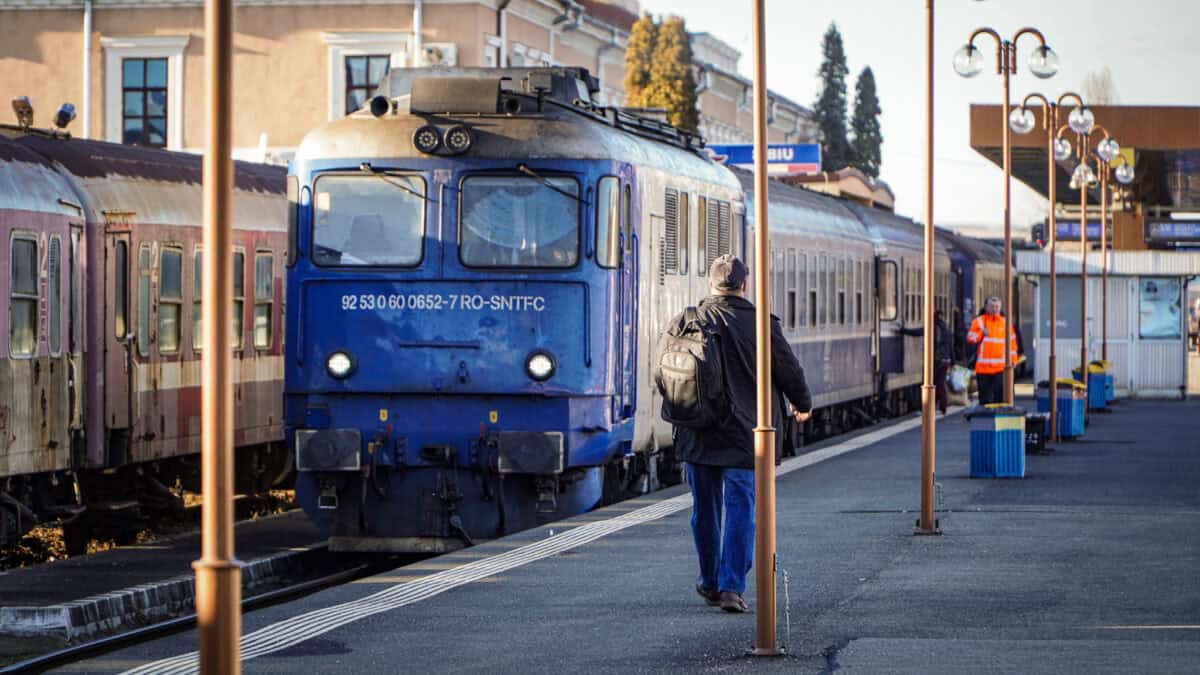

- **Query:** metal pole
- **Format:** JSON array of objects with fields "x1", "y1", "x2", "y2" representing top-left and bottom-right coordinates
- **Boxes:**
[
  {"x1": 750, "y1": 0, "x2": 777, "y2": 656},
  {"x1": 918, "y1": 0, "x2": 937, "y2": 535},
  {"x1": 1100, "y1": 167, "x2": 1109, "y2": 361},
  {"x1": 81, "y1": 0, "x2": 92, "y2": 139},
  {"x1": 194, "y1": 0, "x2": 241, "y2": 671},
  {"x1": 1047, "y1": 106, "x2": 1058, "y2": 442},
  {"x1": 1001, "y1": 44, "x2": 1015, "y2": 405},
  {"x1": 1079, "y1": 154, "x2": 1088, "y2": 390}
]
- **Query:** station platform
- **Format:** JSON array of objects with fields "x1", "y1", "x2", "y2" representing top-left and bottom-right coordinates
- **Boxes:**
[{"x1": 61, "y1": 400, "x2": 1200, "y2": 674}]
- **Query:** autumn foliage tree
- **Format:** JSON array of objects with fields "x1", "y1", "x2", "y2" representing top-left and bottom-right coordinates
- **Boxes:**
[{"x1": 623, "y1": 13, "x2": 657, "y2": 107}]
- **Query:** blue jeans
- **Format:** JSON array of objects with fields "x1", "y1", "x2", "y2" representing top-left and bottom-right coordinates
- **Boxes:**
[{"x1": 686, "y1": 463, "x2": 755, "y2": 595}]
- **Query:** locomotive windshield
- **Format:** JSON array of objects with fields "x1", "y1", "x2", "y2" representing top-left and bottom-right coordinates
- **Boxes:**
[
  {"x1": 312, "y1": 174, "x2": 425, "y2": 266},
  {"x1": 459, "y1": 175, "x2": 579, "y2": 268}
]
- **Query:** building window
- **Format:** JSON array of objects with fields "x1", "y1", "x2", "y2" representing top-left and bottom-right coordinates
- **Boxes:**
[
  {"x1": 10, "y1": 235, "x2": 38, "y2": 357},
  {"x1": 254, "y1": 253, "x2": 273, "y2": 349},
  {"x1": 121, "y1": 57, "x2": 168, "y2": 147},
  {"x1": 232, "y1": 250, "x2": 244, "y2": 350},
  {"x1": 102, "y1": 36, "x2": 188, "y2": 150},
  {"x1": 344, "y1": 54, "x2": 390, "y2": 114}
]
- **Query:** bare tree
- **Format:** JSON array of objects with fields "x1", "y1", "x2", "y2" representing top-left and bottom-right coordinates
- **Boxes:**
[{"x1": 1082, "y1": 67, "x2": 1120, "y2": 105}]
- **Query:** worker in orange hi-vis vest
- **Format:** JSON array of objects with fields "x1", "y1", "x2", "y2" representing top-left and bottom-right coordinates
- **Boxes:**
[{"x1": 966, "y1": 296, "x2": 1019, "y2": 406}]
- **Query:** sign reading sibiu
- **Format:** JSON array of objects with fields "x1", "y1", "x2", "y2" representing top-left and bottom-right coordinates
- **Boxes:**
[{"x1": 707, "y1": 143, "x2": 821, "y2": 176}]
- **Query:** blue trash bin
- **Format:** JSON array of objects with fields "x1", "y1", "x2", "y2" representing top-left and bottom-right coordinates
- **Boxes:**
[
  {"x1": 1094, "y1": 360, "x2": 1116, "y2": 403},
  {"x1": 1073, "y1": 365, "x2": 1108, "y2": 411},
  {"x1": 1036, "y1": 379, "x2": 1086, "y2": 439},
  {"x1": 968, "y1": 405, "x2": 1026, "y2": 478}
]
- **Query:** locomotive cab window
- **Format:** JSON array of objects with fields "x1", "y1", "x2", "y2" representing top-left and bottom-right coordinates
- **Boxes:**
[
  {"x1": 10, "y1": 235, "x2": 38, "y2": 357},
  {"x1": 313, "y1": 173, "x2": 425, "y2": 267},
  {"x1": 460, "y1": 174, "x2": 579, "y2": 268},
  {"x1": 159, "y1": 247, "x2": 183, "y2": 354},
  {"x1": 596, "y1": 176, "x2": 620, "y2": 268},
  {"x1": 114, "y1": 240, "x2": 128, "y2": 339},
  {"x1": 254, "y1": 253, "x2": 274, "y2": 349}
]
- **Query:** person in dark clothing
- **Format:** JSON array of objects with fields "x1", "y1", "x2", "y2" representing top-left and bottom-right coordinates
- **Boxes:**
[
  {"x1": 669, "y1": 255, "x2": 812, "y2": 614},
  {"x1": 899, "y1": 310, "x2": 954, "y2": 414}
]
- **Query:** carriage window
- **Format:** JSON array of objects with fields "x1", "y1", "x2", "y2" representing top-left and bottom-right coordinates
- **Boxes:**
[
  {"x1": 10, "y1": 236, "x2": 37, "y2": 356},
  {"x1": 837, "y1": 258, "x2": 846, "y2": 325},
  {"x1": 70, "y1": 233, "x2": 80, "y2": 351},
  {"x1": 623, "y1": 184, "x2": 632, "y2": 253},
  {"x1": 879, "y1": 260, "x2": 898, "y2": 321},
  {"x1": 114, "y1": 241, "x2": 128, "y2": 339},
  {"x1": 798, "y1": 254, "x2": 808, "y2": 327},
  {"x1": 193, "y1": 250, "x2": 203, "y2": 350},
  {"x1": 678, "y1": 192, "x2": 689, "y2": 275},
  {"x1": 232, "y1": 251, "x2": 244, "y2": 350},
  {"x1": 137, "y1": 245, "x2": 151, "y2": 357},
  {"x1": 856, "y1": 260, "x2": 864, "y2": 325},
  {"x1": 827, "y1": 255, "x2": 835, "y2": 327},
  {"x1": 313, "y1": 174, "x2": 425, "y2": 267},
  {"x1": 596, "y1": 177, "x2": 620, "y2": 268},
  {"x1": 717, "y1": 200, "x2": 731, "y2": 256},
  {"x1": 696, "y1": 196, "x2": 708, "y2": 274},
  {"x1": 49, "y1": 237, "x2": 61, "y2": 355},
  {"x1": 159, "y1": 248, "x2": 182, "y2": 354},
  {"x1": 819, "y1": 254, "x2": 828, "y2": 326},
  {"x1": 786, "y1": 250, "x2": 797, "y2": 329},
  {"x1": 254, "y1": 253, "x2": 274, "y2": 349},
  {"x1": 772, "y1": 251, "x2": 785, "y2": 318},
  {"x1": 460, "y1": 175, "x2": 579, "y2": 268}
]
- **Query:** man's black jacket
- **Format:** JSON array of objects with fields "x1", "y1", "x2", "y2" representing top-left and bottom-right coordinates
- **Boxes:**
[{"x1": 670, "y1": 294, "x2": 812, "y2": 469}]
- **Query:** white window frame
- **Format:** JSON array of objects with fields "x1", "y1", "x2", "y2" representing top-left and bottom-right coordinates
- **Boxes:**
[
  {"x1": 323, "y1": 32, "x2": 411, "y2": 121},
  {"x1": 102, "y1": 36, "x2": 189, "y2": 151}
]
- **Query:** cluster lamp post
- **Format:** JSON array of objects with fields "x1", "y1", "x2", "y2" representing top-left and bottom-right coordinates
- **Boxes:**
[
  {"x1": 1010, "y1": 92, "x2": 1086, "y2": 441},
  {"x1": 954, "y1": 26, "x2": 1059, "y2": 405}
]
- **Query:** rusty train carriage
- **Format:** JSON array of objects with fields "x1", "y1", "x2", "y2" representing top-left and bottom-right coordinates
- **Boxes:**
[{"x1": 0, "y1": 125, "x2": 287, "y2": 547}]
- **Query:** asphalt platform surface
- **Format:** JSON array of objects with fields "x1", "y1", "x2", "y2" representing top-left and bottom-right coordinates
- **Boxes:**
[
  {"x1": 59, "y1": 399, "x2": 1200, "y2": 674},
  {"x1": 0, "y1": 510, "x2": 320, "y2": 608}
]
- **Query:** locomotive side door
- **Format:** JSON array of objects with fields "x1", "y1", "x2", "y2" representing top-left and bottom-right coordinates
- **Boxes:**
[
  {"x1": 104, "y1": 229, "x2": 133, "y2": 459},
  {"x1": 617, "y1": 182, "x2": 637, "y2": 420}
]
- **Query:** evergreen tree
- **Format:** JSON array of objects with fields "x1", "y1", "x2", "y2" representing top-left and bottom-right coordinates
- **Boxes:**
[
  {"x1": 850, "y1": 66, "x2": 883, "y2": 178},
  {"x1": 645, "y1": 16, "x2": 700, "y2": 132},
  {"x1": 813, "y1": 22, "x2": 851, "y2": 171},
  {"x1": 623, "y1": 13, "x2": 657, "y2": 108}
]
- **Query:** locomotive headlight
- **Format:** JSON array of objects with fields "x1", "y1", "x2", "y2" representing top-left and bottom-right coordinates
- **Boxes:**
[
  {"x1": 525, "y1": 351, "x2": 556, "y2": 382},
  {"x1": 443, "y1": 125, "x2": 472, "y2": 155},
  {"x1": 412, "y1": 125, "x2": 442, "y2": 154},
  {"x1": 327, "y1": 351, "x2": 355, "y2": 379}
]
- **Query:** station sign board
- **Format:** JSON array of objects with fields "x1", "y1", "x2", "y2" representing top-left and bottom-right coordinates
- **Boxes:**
[
  {"x1": 1054, "y1": 221, "x2": 1107, "y2": 242},
  {"x1": 708, "y1": 143, "x2": 821, "y2": 176},
  {"x1": 1145, "y1": 220, "x2": 1200, "y2": 246}
]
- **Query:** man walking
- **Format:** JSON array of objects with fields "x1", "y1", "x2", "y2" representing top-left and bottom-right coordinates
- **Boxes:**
[
  {"x1": 666, "y1": 255, "x2": 812, "y2": 614},
  {"x1": 967, "y1": 296, "x2": 1018, "y2": 406}
]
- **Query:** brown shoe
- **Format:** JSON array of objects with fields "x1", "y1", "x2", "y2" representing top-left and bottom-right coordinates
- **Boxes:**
[
  {"x1": 719, "y1": 591, "x2": 749, "y2": 613},
  {"x1": 696, "y1": 584, "x2": 720, "y2": 607}
]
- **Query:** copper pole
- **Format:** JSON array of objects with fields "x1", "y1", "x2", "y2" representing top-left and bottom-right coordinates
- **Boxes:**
[
  {"x1": 918, "y1": 0, "x2": 937, "y2": 535},
  {"x1": 1079, "y1": 151, "x2": 1089, "y2": 391},
  {"x1": 1001, "y1": 44, "x2": 1015, "y2": 405},
  {"x1": 1100, "y1": 166, "x2": 1109, "y2": 361},
  {"x1": 194, "y1": 0, "x2": 242, "y2": 671},
  {"x1": 749, "y1": 0, "x2": 777, "y2": 656},
  {"x1": 1047, "y1": 105, "x2": 1058, "y2": 442}
]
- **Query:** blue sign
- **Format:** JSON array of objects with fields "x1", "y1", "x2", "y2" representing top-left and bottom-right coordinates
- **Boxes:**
[
  {"x1": 708, "y1": 143, "x2": 821, "y2": 175},
  {"x1": 1055, "y1": 221, "x2": 1105, "y2": 241},
  {"x1": 1145, "y1": 220, "x2": 1200, "y2": 243}
]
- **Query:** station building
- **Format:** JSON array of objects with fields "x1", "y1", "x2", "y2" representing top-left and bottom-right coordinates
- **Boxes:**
[
  {"x1": 0, "y1": 0, "x2": 818, "y2": 162},
  {"x1": 970, "y1": 104, "x2": 1200, "y2": 397}
]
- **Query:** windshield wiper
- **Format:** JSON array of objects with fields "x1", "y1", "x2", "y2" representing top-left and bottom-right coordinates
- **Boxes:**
[
  {"x1": 359, "y1": 163, "x2": 437, "y2": 203},
  {"x1": 516, "y1": 163, "x2": 588, "y2": 205}
]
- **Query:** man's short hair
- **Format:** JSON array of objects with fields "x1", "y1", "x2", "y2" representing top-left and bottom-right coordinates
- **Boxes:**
[
  {"x1": 986, "y1": 296, "x2": 1002, "y2": 306},
  {"x1": 709, "y1": 254, "x2": 748, "y2": 292}
]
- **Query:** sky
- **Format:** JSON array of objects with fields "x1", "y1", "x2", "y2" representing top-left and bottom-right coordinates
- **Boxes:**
[{"x1": 639, "y1": 0, "x2": 1200, "y2": 232}]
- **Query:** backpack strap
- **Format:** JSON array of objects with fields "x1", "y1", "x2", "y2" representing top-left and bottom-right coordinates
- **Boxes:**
[{"x1": 682, "y1": 306, "x2": 700, "y2": 327}]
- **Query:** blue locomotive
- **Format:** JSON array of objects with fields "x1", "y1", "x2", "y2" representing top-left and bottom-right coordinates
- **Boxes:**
[
  {"x1": 285, "y1": 67, "x2": 1015, "y2": 553},
  {"x1": 286, "y1": 68, "x2": 743, "y2": 552}
]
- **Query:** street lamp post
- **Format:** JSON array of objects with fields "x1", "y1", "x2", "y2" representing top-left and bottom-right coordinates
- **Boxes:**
[
  {"x1": 1098, "y1": 154, "x2": 1136, "y2": 361},
  {"x1": 954, "y1": 27, "x2": 1059, "y2": 405},
  {"x1": 1010, "y1": 92, "x2": 1086, "y2": 442}
]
